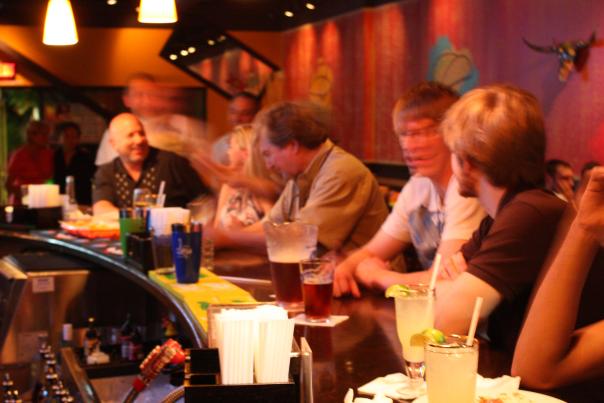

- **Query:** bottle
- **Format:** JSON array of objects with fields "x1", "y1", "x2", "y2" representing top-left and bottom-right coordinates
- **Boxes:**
[
  {"x1": 63, "y1": 177, "x2": 78, "y2": 220},
  {"x1": 2, "y1": 373, "x2": 14, "y2": 402},
  {"x1": 10, "y1": 390, "x2": 23, "y2": 403},
  {"x1": 83, "y1": 318, "x2": 99, "y2": 358},
  {"x1": 120, "y1": 314, "x2": 134, "y2": 360},
  {"x1": 129, "y1": 328, "x2": 143, "y2": 361},
  {"x1": 38, "y1": 372, "x2": 59, "y2": 403},
  {"x1": 31, "y1": 338, "x2": 51, "y2": 401},
  {"x1": 61, "y1": 324, "x2": 73, "y2": 349},
  {"x1": 65, "y1": 176, "x2": 76, "y2": 205}
]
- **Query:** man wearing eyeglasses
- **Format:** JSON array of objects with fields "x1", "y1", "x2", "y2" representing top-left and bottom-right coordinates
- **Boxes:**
[{"x1": 334, "y1": 82, "x2": 485, "y2": 297}]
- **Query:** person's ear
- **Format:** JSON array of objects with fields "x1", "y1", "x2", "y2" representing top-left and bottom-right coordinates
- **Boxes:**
[
  {"x1": 288, "y1": 140, "x2": 300, "y2": 154},
  {"x1": 122, "y1": 93, "x2": 131, "y2": 109},
  {"x1": 462, "y1": 158, "x2": 474, "y2": 172}
]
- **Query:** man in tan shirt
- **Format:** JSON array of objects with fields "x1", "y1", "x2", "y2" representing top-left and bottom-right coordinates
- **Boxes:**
[{"x1": 209, "y1": 101, "x2": 388, "y2": 255}]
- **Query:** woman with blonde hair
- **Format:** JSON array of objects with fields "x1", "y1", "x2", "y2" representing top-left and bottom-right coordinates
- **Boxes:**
[{"x1": 213, "y1": 124, "x2": 279, "y2": 228}]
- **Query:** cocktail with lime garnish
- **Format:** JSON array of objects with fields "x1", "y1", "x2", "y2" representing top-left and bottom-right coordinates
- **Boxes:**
[
  {"x1": 386, "y1": 284, "x2": 436, "y2": 383},
  {"x1": 425, "y1": 334, "x2": 478, "y2": 403}
]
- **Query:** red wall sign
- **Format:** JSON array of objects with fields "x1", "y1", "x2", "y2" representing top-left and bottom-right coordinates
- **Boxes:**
[{"x1": 0, "y1": 62, "x2": 16, "y2": 80}]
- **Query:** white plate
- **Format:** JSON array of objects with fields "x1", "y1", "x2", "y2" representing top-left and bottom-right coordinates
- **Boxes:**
[{"x1": 412, "y1": 390, "x2": 566, "y2": 403}]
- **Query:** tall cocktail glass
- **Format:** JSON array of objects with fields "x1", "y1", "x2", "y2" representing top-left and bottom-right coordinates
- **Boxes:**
[
  {"x1": 263, "y1": 221, "x2": 318, "y2": 311},
  {"x1": 394, "y1": 284, "x2": 435, "y2": 384},
  {"x1": 425, "y1": 335, "x2": 478, "y2": 403}
]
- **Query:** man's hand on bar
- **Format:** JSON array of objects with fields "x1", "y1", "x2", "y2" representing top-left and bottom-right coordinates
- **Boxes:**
[
  {"x1": 354, "y1": 256, "x2": 390, "y2": 290},
  {"x1": 333, "y1": 260, "x2": 361, "y2": 298}
]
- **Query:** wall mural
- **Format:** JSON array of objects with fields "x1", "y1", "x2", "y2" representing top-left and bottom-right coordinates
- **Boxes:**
[
  {"x1": 283, "y1": 1, "x2": 604, "y2": 168},
  {"x1": 193, "y1": 48, "x2": 274, "y2": 97},
  {"x1": 309, "y1": 58, "x2": 334, "y2": 109},
  {"x1": 523, "y1": 32, "x2": 596, "y2": 82},
  {"x1": 427, "y1": 36, "x2": 479, "y2": 94}
]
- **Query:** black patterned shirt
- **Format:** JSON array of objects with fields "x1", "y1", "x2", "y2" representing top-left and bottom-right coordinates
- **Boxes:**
[{"x1": 93, "y1": 147, "x2": 209, "y2": 209}]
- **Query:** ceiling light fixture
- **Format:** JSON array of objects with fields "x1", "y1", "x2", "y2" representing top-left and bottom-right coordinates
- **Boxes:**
[
  {"x1": 138, "y1": 0, "x2": 178, "y2": 23},
  {"x1": 169, "y1": 54, "x2": 178, "y2": 60},
  {"x1": 43, "y1": 0, "x2": 79, "y2": 46},
  {"x1": 188, "y1": 47, "x2": 196, "y2": 53},
  {"x1": 284, "y1": 10, "x2": 294, "y2": 17},
  {"x1": 207, "y1": 39, "x2": 215, "y2": 46},
  {"x1": 180, "y1": 50, "x2": 189, "y2": 56},
  {"x1": 305, "y1": 3, "x2": 315, "y2": 10},
  {"x1": 107, "y1": 0, "x2": 118, "y2": 5}
]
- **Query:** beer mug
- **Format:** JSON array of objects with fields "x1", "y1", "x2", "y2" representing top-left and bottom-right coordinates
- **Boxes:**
[{"x1": 263, "y1": 221, "x2": 318, "y2": 311}]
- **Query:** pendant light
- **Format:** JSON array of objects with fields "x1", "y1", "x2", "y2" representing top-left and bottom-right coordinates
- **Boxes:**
[
  {"x1": 138, "y1": 0, "x2": 178, "y2": 23},
  {"x1": 42, "y1": 0, "x2": 79, "y2": 46}
]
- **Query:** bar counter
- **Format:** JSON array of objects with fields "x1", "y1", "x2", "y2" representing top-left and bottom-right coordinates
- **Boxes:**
[{"x1": 0, "y1": 228, "x2": 595, "y2": 402}]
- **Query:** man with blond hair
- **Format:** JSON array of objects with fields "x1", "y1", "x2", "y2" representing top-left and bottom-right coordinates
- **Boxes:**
[
  {"x1": 435, "y1": 84, "x2": 567, "y2": 353},
  {"x1": 334, "y1": 82, "x2": 485, "y2": 297}
]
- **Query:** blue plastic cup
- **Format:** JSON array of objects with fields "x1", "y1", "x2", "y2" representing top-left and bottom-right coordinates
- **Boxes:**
[{"x1": 171, "y1": 224, "x2": 201, "y2": 283}]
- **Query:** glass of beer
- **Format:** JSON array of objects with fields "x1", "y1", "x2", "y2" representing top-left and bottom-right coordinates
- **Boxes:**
[
  {"x1": 300, "y1": 258, "x2": 334, "y2": 322},
  {"x1": 425, "y1": 335, "x2": 478, "y2": 403},
  {"x1": 263, "y1": 221, "x2": 318, "y2": 311},
  {"x1": 394, "y1": 284, "x2": 435, "y2": 383}
]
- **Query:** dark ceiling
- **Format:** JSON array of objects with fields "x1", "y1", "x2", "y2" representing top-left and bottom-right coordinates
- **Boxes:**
[{"x1": 0, "y1": 0, "x2": 400, "y2": 31}]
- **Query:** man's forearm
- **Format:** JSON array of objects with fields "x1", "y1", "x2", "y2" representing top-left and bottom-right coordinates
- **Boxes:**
[
  {"x1": 341, "y1": 247, "x2": 373, "y2": 273},
  {"x1": 219, "y1": 225, "x2": 267, "y2": 255},
  {"x1": 93, "y1": 200, "x2": 118, "y2": 216},
  {"x1": 372, "y1": 269, "x2": 432, "y2": 290},
  {"x1": 512, "y1": 220, "x2": 599, "y2": 386}
]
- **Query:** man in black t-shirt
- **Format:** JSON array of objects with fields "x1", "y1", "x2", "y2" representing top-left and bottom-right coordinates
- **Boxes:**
[
  {"x1": 435, "y1": 84, "x2": 567, "y2": 353},
  {"x1": 92, "y1": 113, "x2": 209, "y2": 215}
]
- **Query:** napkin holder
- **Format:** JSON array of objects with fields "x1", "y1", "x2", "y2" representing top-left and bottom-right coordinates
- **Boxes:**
[
  {"x1": 2, "y1": 205, "x2": 62, "y2": 229},
  {"x1": 183, "y1": 302, "x2": 310, "y2": 402},
  {"x1": 183, "y1": 344, "x2": 301, "y2": 403},
  {"x1": 126, "y1": 231, "x2": 156, "y2": 273},
  {"x1": 152, "y1": 234, "x2": 173, "y2": 269}
]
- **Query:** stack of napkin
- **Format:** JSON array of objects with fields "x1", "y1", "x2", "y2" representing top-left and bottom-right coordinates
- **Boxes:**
[
  {"x1": 27, "y1": 184, "x2": 61, "y2": 208},
  {"x1": 148, "y1": 207, "x2": 190, "y2": 236},
  {"x1": 214, "y1": 305, "x2": 295, "y2": 385}
]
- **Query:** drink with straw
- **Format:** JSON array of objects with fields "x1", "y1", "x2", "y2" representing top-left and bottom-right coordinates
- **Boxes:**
[
  {"x1": 387, "y1": 284, "x2": 435, "y2": 380},
  {"x1": 424, "y1": 296, "x2": 483, "y2": 403},
  {"x1": 425, "y1": 335, "x2": 478, "y2": 403}
]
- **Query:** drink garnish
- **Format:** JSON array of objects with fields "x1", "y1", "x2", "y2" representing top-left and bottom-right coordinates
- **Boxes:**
[
  {"x1": 385, "y1": 284, "x2": 411, "y2": 298},
  {"x1": 410, "y1": 328, "x2": 446, "y2": 347}
]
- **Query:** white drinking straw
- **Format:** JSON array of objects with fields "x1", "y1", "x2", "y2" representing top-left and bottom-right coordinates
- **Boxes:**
[
  {"x1": 466, "y1": 296, "x2": 483, "y2": 346},
  {"x1": 428, "y1": 253, "x2": 442, "y2": 291},
  {"x1": 157, "y1": 180, "x2": 166, "y2": 207}
]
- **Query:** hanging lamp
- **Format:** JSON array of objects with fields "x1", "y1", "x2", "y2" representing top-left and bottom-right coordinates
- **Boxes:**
[
  {"x1": 138, "y1": 0, "x2": 178, "y2": 23},
  {"x1": 42, "y1": 0, "x2": 79, "y2": 46}
]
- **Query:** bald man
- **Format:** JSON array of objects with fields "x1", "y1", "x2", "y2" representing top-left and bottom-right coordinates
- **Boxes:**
[{"x1": 92, "y1": 113, "x2": 209, "y2": 215}]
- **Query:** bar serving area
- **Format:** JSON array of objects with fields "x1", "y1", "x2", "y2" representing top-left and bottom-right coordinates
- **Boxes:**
[
  {"x1": 0, "y1": 221, "x2": 508, "y2": 403},
  {"x1": 1, "y1": 1, "x2": 604, "y2": 402},
  {"x1": 0, "y1": 208, "x2": 598, "y2": 403}
]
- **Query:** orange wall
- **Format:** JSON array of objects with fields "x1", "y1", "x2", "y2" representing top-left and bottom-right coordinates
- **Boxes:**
[
  {"x1": 0, "y1": 25, "x2": 284, "y2": 137},
  {"x1": 0, "y1": 25, "x2": 200, "y2": 86}
]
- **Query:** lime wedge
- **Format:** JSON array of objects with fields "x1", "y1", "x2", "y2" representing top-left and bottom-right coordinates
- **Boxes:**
[
  {"x1": 385, "y1": 284, "x2": 411, "y2": 298},
  {"x1": 410, "y1": 328, "x2": 446, "y2": 347}
]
